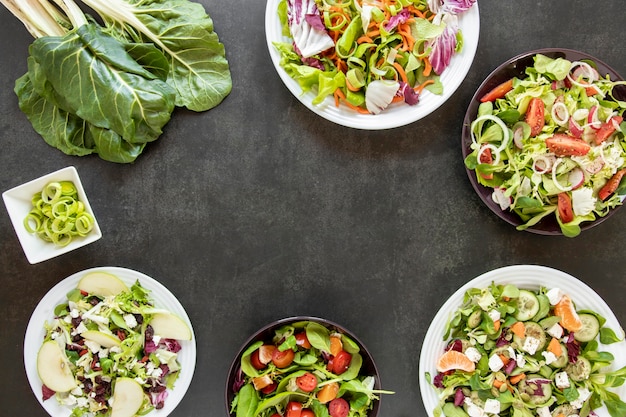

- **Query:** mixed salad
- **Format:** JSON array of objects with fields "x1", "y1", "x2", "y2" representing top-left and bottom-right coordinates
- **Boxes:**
[
  {"x1": 229, "y1": 320, "x2": 393, "y2": 417},
  {"x1": 465, "y1": 53, "x2": 626, "y2": 237},
  {"x1": 38, "y1": 273, "x2": 188, "y2": 416},
  {"x1": 427, "y1": 283, "x2": 626, "y2": 417},
  {"x1": 273, "y1": 0, "x2": 476, "y2": 115}
]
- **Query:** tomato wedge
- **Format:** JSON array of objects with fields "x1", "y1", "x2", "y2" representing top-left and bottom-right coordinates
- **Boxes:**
[
  {"x1": 526, "y1": 97, "x2": 545, "y2": 136},
  {"x1": 594, "y1": 115, "x2": 623, "y2": 145},
  {"x1": 480, "y1": 78, "x2": 514, "y2": 102},
  {"x1": 557, "y1": 192, "x2": 574, "y2": 223},
  {"x1": 286, "y1": 402, "x2": 303, "y2": 417},
  {"x1": 296, "y1": 372, "x2": 318, "y2": 392},
  {"x1": 545, "y1": 133, "x2": 590, "y2": 156},
  {"x1": 599, "y1": 168, "x2": 626, "y2": 201},
  {"x1": 272, "y1": 348, "x2": 295, "y2": 368},
  {"x1": 328, "y1": 398, "x2": 350, "y2": 417}
]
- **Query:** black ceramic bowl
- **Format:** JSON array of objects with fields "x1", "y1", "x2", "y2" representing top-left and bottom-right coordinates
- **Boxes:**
[
  {"x1": 462, "y1": 48, "x2": 625, "y2": 235},
  {"x1": 225, "y1": 316, "x2": 382, "y2": 417}
]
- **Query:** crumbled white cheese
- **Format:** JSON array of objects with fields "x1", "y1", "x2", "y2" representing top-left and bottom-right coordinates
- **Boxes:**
[
  {"x1": 555, "y1": 371, "x2": 570, "y2": 389},
  {"x1": 98, "y1": 348, "x2": 109, "y2": 358},
  {"x1": 465, "y1": 347, "x2": 482, "y2": 363},
  {"x1": 123, "y1": 314, "x2": 138, "y2": 329},
  {"x1": 70, "y1": 308, "x2": 80, "y2": 318},
  {"x1": 546, "y1": 288, "x2": 564, "y2": 305},
  {"x1": 542, "y1": 351, "x2": 557, "y2": 365},
  {"x1": 570, "y1": 387, "x2": 591, "y2": 409},
  {"x1": 84, "y1": 339, "x2": 101, "y2": 354},
  {"x1": 464, "y1": 398, "x2": 486, "y2": 417},
  {"x1": 483, "y1": 398, "x2": 500, "y2": 414},
  {"x1": 546, "y1": 323, "x2": 564, "y2": 339},
  {"x1": 522, "y1": 336, "x2": 541, "y2": 355},
  {"x1": 536, "y1": 406, "x2": 551, "y2": 417},
  {"x1": 488, "y1": 354, "x2": 505, "y2": 372},
  {"x1": 109, "y1": 345, "x2": 122, "y2": 354},
  {"x1": 516, "y1": 353, "x2": 526, "y2": 367}
]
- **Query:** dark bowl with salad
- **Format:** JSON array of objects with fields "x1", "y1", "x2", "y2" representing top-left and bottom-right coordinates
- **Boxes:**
[
  {"x1": 225, "y1": 316, "x2": 392, "y2": 417},
  {"x1": 462, "y1": 48, "x2": 626, "y2": 237}
]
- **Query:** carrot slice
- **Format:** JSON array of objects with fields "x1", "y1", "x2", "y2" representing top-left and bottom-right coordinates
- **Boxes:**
[{"x1": 510, "y1": 321, "x2": 526, "y2": 339}]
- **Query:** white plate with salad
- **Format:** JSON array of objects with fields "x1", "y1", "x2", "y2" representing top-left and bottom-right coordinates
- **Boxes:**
[
  {"x1": 462, "y1": 49, "x2": 626, "y2": 237},
  {"x1": 419, "y1": 264, "x2": 626, "y2": 417},
  {"x1": 265, "y1": 0, "x2": 480, "y2": 130},
  {"x1": 24, "y1": 266, "x2": 196, "y2": 417}
]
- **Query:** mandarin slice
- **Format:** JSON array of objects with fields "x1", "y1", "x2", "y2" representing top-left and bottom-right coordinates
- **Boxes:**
[{"x1": 436, "y1": 349, "x2": 476, "y2": 373}]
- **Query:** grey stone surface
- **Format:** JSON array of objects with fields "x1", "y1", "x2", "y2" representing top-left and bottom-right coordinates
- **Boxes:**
[{"x1": 1, "y1": 1, "x2": 625, "y2": 416}]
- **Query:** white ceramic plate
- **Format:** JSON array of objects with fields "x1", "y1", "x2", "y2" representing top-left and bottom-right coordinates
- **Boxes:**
[
  {"x1": 264, "y1": 0, "x2": 480, "y2": 130},
  {"x1": 24, "y1": 267, "x2": 196, "y2": 417},
  {"x1": 2, "y1": 166, "x2": 102, "y2": 264},
  {"x1": 419, "y1": 264, "x2": 626, "y2": 417}
]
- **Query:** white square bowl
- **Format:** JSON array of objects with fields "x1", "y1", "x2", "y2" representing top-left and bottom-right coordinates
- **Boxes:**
[{"x1": 2, "y1": 166, "x2": 102, "y2": 264}]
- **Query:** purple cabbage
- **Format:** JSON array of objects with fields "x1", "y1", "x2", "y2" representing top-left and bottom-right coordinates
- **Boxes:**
[
  {"x1": 41, "y1": 384, "x2": 55, "y2": 401},
  {"x1": 433, "y1": 372, "x2": 445, "y2": 388},
  {"x1": 454, "y1": 388, "x2": 465, "y2": 406},
  {"x1": 530, "y1": 378, "x2": 552, "y2": 396},
  {"x1": 440, "y1": 0, "x2": 477, "y2": 14},
  {"x1": 427, "y1": 14, "x2": 458, "y2": 75},
  {"x1": 566, "y1": 336, "x2": 581, "y2": 363},
  {"x1": 401, "y1": 82, "x2": 420, "y2": 106},
  {"x1": 232, "y1": 367, "x2": 246, "y2": 392},
  {"x1": 163, "y1": 338, "x2": 182, "y2": 353},
  {"x1": 503, "y1": 359, "x2": 517, "y2": 375},
  {"x1": 287, "y1": 0, "x2": 335, "y2": 58},
  {"x1": 447, "y1": 339, "x2": 464, "y2": 352},
  {"x1": 385, "y1": 9, "x2": 410, "y2": 31}
]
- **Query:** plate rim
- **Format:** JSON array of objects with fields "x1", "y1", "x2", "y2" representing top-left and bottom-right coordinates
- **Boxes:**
[
  {"x1": 461, "y1": 48, "x2": 625, "y2": 235},
  {"x1": 418, "y1": 264, "x2": 626, "y2": 417},
  {"x1": 23, "y1": 266, "x2": 196, "y2": 417},
  {"x1": 264, "y1": 0, "x2": 480, "y2": 130}
]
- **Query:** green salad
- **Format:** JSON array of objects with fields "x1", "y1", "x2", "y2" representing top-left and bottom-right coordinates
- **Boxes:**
[
  {"x1": 229, "y1": 320, "x2": 393, "y2": 417},
  {"x1": 465, "y1": 53, "x2": 626, "y2": 237},
  {"x1": 427, "y1": 283, "x2": 626, "y2": 417},
  {"x1": 36, "y1": 271, "x2": 191, "y2": 417}
]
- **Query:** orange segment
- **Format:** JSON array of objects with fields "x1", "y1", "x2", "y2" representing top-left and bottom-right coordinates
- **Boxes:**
[
  {"x1": 436, "y1": 349, "x2": 476, "y2": 373},
  {"x1": 553, "y1": 295, "x2": 583, "y2": 332},
  {"x1": 329, "y1": 335, "x2": 343, "y2": 356},
  {"x1": 547, "y1": 337, "x2": 562, "y2": 357}
]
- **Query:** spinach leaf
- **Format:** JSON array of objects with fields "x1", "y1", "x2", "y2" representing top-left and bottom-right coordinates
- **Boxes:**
[{"x1": 235, "y1": 384, "x2": 258, "y2": 417}]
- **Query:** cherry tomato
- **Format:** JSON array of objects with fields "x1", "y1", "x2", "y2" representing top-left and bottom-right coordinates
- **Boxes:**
[
  {"x1": 261, "y1": 382, "x2": 277, "y2": 395},
  {"x1": 301, "y1": 409, "x2": 315, "y2": 417},
  {"x1": 478, "y1": 146, "x2": 494, "y2": 180},
  {"x1": 328, "y1": 398, "x2": 350, "y2": 417},
  {"x1": 250, "y1": 349, "x2": 265, "y2": 370},
  {"x1": 272, "y1": 348, "x2": 295, "y2": 368},
  {"x1": 525, "y1": 97, "x2": 545, "y2": 136},
  {"x1": 296, "y1": 372, "x2": 317, "y2": 392},
  {"x1": 557, "y1": 192, "x2": 574, "y2": 223},
  {"x1": 295, "y1": 332, "x2": 311, "y2": 349},
  {"x1": 331, "y1": 350, "x2": 352, "y2": 375},
  {"x1": 286, "y1": 401, "x2": 303, "y2": 417},
  {"x1": 545, "y1": 133, "x2": 590, "y2": 156}
]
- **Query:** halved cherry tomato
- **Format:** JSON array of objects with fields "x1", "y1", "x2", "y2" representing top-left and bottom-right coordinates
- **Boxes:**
[
  {"x1": 525, "y1": 97, "x2": 545, "y2": 136},
  {"x1": 480, "y1": 78, "x2": 514, "y2": 102},
  {"x1": 250, "y1": 350, "x2": 265, "y2": 370},
  {"x1": 296, "y1": 372, "x2": 318, "y2": 392},
  {"x1": 251, "y1": 345, "x2": 275, "y2": 370},
  {"x1": 594, "y1": 115, "x2": 623, "y2": 145},
  {"x1": 317, "y1": 382, "x2": 339, "y2": 404},
  {"x1": 599, "y1": 168, "x2": 626, "y2": 201},
  {"x1": 331, "y1": 350, "x2": 352, "y2": 375},
  {"x1": 301, "y1": 409, "x2": 315, "y2": 417},
  {"x1": 295, "y1": 332, "x2": 311, "y2": 349},
  {"x1": 272, "y1": 348, "x2": 295, "y2": 368},
  {"x1": 328, "y1": 398, "x2": 350, "y2": 417},
  {"x1": 557, "y1": 193, "x2": 574, "y2": 223},
  {"x1": 261, "y1": 382, "x2": 277, "y2": 395},
  {"x1": 286, "y1": 401, "x2": 303, "y2": 417},
  {"x1": 545, "y1": 133, "x2": 590, "y2": 156},
  {"x1": 478, "y1": 146, "x2": 494, "y2": 180}
]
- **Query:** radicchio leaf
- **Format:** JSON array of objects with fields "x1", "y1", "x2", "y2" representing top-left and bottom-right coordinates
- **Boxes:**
[
  {"x1": 454, "y1": 388, "x2": 465, "y2": 406},
  {"x1": 427, "y1": 14, "x2": 459, "y2": 75},
  {"x1": 440, "y1": 0, "x2": 477, "y2": 14},
  {"x1": 433, "y1": 372, "x2": 445, "y2": 388},
  {"x1": 287, "y1": 0, "x2": 335, "y2": 58},
  {"x1": 385, "y1": 9, "x2": 410, "y2": 31}
]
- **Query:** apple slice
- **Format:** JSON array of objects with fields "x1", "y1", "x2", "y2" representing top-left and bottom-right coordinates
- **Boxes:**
[
  {"x1": 37, "y1": 341, "x2": 77, "y2": 392},
  {"x1": 77, "y1": 271, "x2": 129, "y2": 297},
  {"x1": 111, "y1": 377, "x2": 145, "y2": 417},
  {"x1": 82, "y1": 330, "x2": 122, "y2": 348},
  {"x1": 149, "y1": 312, "x2": 192, "y2": 340}
]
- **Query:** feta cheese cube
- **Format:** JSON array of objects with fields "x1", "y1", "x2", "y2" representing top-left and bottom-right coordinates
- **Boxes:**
[
  {"x1": 542, "y1": 351, "x2": 557, "y2": 365},
  {"x1": 546, "y1": 288, "x2": 564, "y2": 305},
  {"x1": 464, "y1": 398, "x2": 486, "y2": 417},
  {"x1": 483, "y1": 398, "x2": 500, "y2": 414},
  {"x1": 465, "y1": 347, "x2": 482, "y2": 363},
  {"x1": 123, "y1": 314, "x2": 138, "y2": 329},
  {"x1": 488, "y1": 309, "x2": 501, "y2": 322},
  {"x1": 555, "y1": 371, "x2": 570, "y2": 389},
  {"x1": 522, "y1": 336, "x2": 541, "y2": 355},
  {"x1": 570, "y1": 387, "x2": 591, "y2": 409},
  {"x1": 516, "y1": 353, "x2": 526, "y2": 367},
  {"x1": 488, "y1": 354, "x2": 505, "y2": 372},
  {"x1": 546, "y1": 323, "x2": 564, "y2": 339},
  {"x1": 536, "y1": 406, "x2": 551, "y2": 417}
]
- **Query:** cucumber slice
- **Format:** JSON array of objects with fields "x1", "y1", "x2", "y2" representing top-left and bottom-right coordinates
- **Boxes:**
[
  {"x1": 467, "y1": 310, "x2": 482, "y2": 329},
  {"x1": 512, "y1": 321, "x2": 547, "y2": 353},
  {"x1": 514, "y1": 290, "x2": 540, "y2": 321},
  {"x1": 566, "y1": 357, "x2": 591, "y2": 381},
  {"x1": 549, "y1": 343, "x2": 568, "y2": 368},
  {"x1": 531, "y1": 294, "x2": 551, "y2": 321},
  {"x1": 552, "y1": 404, "x2": 575, "y2": 417},
  {"x1": 574, "y1": 313, "x2": 600, "y2": 342},
  {"x1": 518, "y1": 374, "x2": 552, "y2": 405}
]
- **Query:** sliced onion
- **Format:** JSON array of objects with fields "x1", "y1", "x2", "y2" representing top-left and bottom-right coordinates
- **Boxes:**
[
  {"x1": 551, "y1": 158, "x2": 573, "y2": 192},
  {"x1": 470, "y1": 115, "x2": 510, "y2": 152},
  {"x1": 551, "y1": 102, "x2": 569, "y2": 126},
  {"x1": 477, "y1": 143, "x2": 501, "y2": 165},
  {"x1": 513, "y1": 125, "x2": 524, "y2": 149},
  {"x1": 491, "y1": 187, "x2": 511, "y2": 210},
  {"x1": 533, "y1": 154, "x2": 556, "y2": 174},
  {"x1": 587, "y1": 105, "x2": 601, "y2": 130},
  {"x1": 569, "y1": 117, "x2": 584, "y2": 138}
]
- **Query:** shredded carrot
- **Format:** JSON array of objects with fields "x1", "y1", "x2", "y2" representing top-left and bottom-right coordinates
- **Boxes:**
[
  {"x1": 492, "y1": 379, "x2": 505, "y2": 389},
  {"x1": 391, "y1": 95, "x2": 404, "y2": 103},
  {"x1": 414, "y1": 79, "x2": 434, "y2": 94},
  {"x1": 334, "y1": 88, "x2": 370, "y2": 114},
  {"x1": 333, "y1": 89, "x2": 342, "y2": 107},
  {"x1": 392, "y1": 62, "x2": 408, "y2": 84},
  {"x1": 510, "y1": 321, "x2": 526, "y2": 339},
  {"x1": 345, "y1": 78, "x2": 361, "y2": 92},
  {"x1": 509, "y1": 373, "x2": 526, "y2": 385},
  {"x1": 357, "y1": 35, "x2": 375, "y2": 44},
  {"x1": 493, "y1": 319, "x2": 501, "y2": 332},
  {"x1": 423, "y1": 57, "x2": 432, "y2": 77}
]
